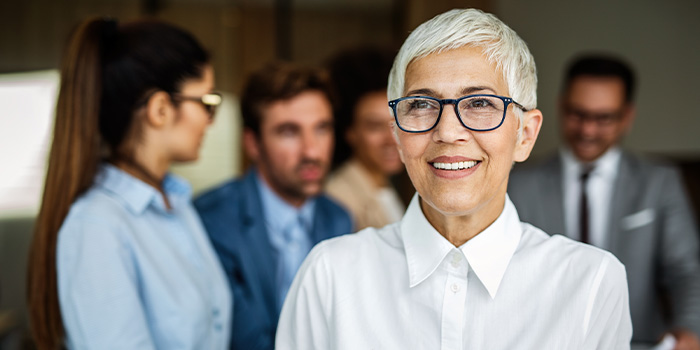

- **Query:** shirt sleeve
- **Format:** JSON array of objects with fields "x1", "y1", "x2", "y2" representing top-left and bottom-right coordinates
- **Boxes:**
[
  {"x1": 275, "y1": 241, "x2": 332, "y2": 350},
  {"x1": 57, "y1": 218, "x2": 156, "y2": 350},
  {"x1": 582, "y1": 253, "x2": 632, "y2": 350}
]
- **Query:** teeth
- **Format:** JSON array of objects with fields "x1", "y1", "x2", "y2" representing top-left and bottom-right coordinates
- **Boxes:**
[{"x1": 432, "y1": 161, "x2": 478, "y2": 170}]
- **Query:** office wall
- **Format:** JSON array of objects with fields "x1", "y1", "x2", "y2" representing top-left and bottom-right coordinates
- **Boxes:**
[{"x1": 496, "y1": 0, "x2": 700, "y2": 159}]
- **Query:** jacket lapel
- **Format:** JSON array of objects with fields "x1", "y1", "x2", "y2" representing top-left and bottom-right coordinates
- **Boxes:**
[
  {"x1": 310, "y1": 199, "x2": 331, "y2": 244},
  {"x1": 541, "y1": 155, "x2": 567, "y2": 236},
  {"x1": 238, "y1": 171, "x2": 279, "y2": 323},
  {"x1": 606, "y1": 151, "x2": 639, "y2": 254}
]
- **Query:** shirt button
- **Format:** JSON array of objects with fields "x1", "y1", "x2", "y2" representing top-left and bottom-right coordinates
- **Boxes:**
[
  {"x1": 215, "y1": 323, "x2": 222, "y2": 331},
  {"x1": 451, "y1": 283, "x2": 460, "y2": 293},
  {"x1": 212, "y1": 308, "x2": 220, "y2": 317}
]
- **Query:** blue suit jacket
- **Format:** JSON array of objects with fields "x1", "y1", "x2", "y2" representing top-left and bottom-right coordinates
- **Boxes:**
[{"x1": 194, "y1": 170, "x2": 353, "y2": 350}]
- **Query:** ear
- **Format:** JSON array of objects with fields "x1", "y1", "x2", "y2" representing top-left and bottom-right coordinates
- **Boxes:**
[
  {"x1": 513, "y1": 109, "x2": 543, "y2": 163},
  {"x1": 620, "y1": 103, "x2": 636, "y2": 133},
  {"x1": 243, "y1": 128, "x2": 261, "y2": 163},
  {"x1": 145, "y1": 91, "x2": 175, "y2": 128}
]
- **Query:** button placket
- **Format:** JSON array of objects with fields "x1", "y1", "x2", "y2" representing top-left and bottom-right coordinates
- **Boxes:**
[{"x1": 441, "y1": 252, "x2": 468, "y2": 350}]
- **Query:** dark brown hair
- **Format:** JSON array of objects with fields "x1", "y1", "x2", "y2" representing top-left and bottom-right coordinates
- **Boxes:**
[
  {"x1": 564, "y1": 54, "x2": 636, "y2": 103},
  {"x1": 240, "y1": 61, "x2": 334, "y2": 136},
  {"x1": 27, "y1": 17, "x2": 208, "y2": 349},
  {"x1": 326, "y1": 46, "x2": 396, "y2": 168}
]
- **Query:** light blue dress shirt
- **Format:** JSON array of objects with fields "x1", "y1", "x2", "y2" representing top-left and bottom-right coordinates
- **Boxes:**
[
  {"x1": 256, "y1": 173, "x2": 315, "y2": 313},
  {"x1": 57, "y1": 164, "x2": 232, "y2": 350}
]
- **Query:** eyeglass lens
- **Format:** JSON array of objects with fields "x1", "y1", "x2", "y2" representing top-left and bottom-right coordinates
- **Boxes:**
[{"x1": 395, "y1": 95, "x2": 506, "y2": 131}]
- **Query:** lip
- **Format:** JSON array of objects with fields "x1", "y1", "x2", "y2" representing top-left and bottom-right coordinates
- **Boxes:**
[
  {"x1": 428, "y1": 155, "x2": 481, "y2": 179},
  {"x1": 298, "y1": 166, "x2": 323, "y2": 181},
  {"x1": 429, "y1": 155, "x2": 477, "y2": 163}
]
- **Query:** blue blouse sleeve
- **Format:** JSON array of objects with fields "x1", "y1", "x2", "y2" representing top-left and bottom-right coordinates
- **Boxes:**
[{"x1": 57, "y1": 216, "x2": 156, "y2": 350}]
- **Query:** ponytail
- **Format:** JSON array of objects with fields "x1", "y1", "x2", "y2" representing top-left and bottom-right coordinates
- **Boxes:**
[
  {"x1": 27, "y1": 17, "x2": 209, "y2": 348},
  {"x1": 27, "y1": 18, "x2": 112, "y2": 349}
]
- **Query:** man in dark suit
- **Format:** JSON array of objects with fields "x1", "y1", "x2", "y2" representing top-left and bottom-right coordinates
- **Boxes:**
[
  {"x1": 195, "y1": 62, "x2": 353, "y2": 350},
  {"x1": 508, "y1": 55, "x2": 700, "y2": 349}
]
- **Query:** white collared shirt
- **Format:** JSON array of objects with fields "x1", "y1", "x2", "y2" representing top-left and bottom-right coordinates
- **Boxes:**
[
  {"x1": 276, "y1": 194, "x2": 632, "y2": 350},
  {"x1": 561, "y1": 147, "x2": 621, "y2": 248}
]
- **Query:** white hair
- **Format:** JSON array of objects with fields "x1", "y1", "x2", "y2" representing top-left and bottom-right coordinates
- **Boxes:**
[{"x1": 388, "y1": 9, "x2": 538, "y2": 115}]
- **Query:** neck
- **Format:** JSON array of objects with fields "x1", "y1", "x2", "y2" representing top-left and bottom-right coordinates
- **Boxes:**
[
  {"x1": 118, "y1": 158, "x2": 164, "y2": 188},
  {"x1": 420, "y1": 194, "x2": 505, "y2": 247},
  {"x1": 257, "y1": 169, "x2": 307, "y2": 209},
  {"x1": 113, "y1": 149, "x2": 172, "y2": 209}
]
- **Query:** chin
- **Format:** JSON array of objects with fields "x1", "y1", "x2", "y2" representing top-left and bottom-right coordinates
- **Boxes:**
[
  {"x1": 419, "y1": 189, "x2": 476, "y2": 214},
  {"x1": 175, "y1": 152, "x2": 200, "y2": 163},
  {"x1": 301, "y1": 183, "x2": 323, "y2": 198}
]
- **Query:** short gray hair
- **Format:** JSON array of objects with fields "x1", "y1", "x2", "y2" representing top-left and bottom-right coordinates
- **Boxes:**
[{"x1": 388, "y1": 9, "x2": 537, "y2": 112}]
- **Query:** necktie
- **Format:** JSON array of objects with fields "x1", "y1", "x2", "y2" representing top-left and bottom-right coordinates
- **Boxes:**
[
  {"x1": 579, "y1": 166, "x2": 593, "y2": 244},
  {"x1": 277, "y1": 214, "x2": 310, "y2": 312}
]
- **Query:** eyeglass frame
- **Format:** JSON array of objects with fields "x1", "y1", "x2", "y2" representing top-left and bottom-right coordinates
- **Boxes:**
[
  {"x1": 388, "y1": 94, "x2": 527, "y2": 133},
  {"x1": 171, "y1": 92, "x2": 223, "y2": 119},
  {"x1": 562, "y1": 105, "x2": 624, "y2": 126}
]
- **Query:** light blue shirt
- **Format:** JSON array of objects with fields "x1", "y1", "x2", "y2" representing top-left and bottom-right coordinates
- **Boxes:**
[
  {"x1": 256, "y1": 172, "x2": 315, "y2": 313},
  {"x1": 57, "y1": 164, "x2": 232, "y2": 350}
]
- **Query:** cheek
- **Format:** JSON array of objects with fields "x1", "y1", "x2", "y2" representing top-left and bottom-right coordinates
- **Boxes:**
[
  {"x1": 361, "y1": 132, "x2": 383, "y2": 151},
  {"x1": 562, "y1": 120, "x2": 579, "y2": 135},
  {"x1": 397, "y1": 134, "x2": 428, "y2": 165}
]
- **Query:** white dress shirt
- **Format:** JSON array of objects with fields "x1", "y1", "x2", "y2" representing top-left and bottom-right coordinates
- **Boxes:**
[
  {"x1": 561, "y1": 147, "x2": 621, "y2": 248},
  {"x1": 276, "y1": 194, "x2": 632, "y2": 350}
]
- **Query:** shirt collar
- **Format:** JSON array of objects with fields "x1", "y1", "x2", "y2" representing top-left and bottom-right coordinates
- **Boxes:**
[
  {"x1": 459, "y1": 195, "x2": 522, "y2": 298},
  {"x1": 560, "y1": 147, "x2": 621, "y2": 180},
  {"x1": 256, "y1": 170, "x2": 316, "y2": 232},
  {"x1": 95, "y1": 163, "x2": 192, "y2": 214},
  {"x1": 401, "y1": 194, "x2": 522, "y2": 299}
]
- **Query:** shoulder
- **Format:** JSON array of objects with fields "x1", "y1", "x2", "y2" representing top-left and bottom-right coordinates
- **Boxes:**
[
  {"x1": 304, "y1": 223, "x2": 402, "y2": 272},
  {"x1": 324, "y1": 164, "x2": 362, "y2": 207},
  {"x1": 316, "y1": 195, "x2": 353, "y2": 226},
  {"x1": 194, "y1": 178, "x2": 244, "y2": 212},
  {"x1": 63, "y1": 187, "x2": 132, "y2": 230},
  {"x1": 325, "y1": 163, "x2": 354, "y2": 190},
  {"x1": 619, "y1": 152, "x2": 688, "y2": 202},
  {"x1": 193, "y1": 177, "x2": 254, "y2": 243},
  {"x1": 519, "y1": 223, "x2": 626, "y2": 280},
  {"x1": 620, "y1": 151, "x2": 681, "y2": 178},
  {"x1": 58, "y1": 188, "x2": 135, "y2": 254},
  {"x1": 509, "y1": 154, "x2": 559, "y2": 185}
]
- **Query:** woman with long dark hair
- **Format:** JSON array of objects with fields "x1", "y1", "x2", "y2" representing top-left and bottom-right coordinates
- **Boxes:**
[{"x1": 27, "y1": 18, "x2": 231, "y2": 349}]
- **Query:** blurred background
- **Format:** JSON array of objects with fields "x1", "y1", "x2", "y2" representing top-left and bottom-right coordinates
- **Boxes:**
[{"x1": 0, "y1": 0, "x2": 698, "y2": 348}]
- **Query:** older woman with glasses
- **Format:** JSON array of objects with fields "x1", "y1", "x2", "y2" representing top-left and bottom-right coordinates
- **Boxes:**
[
  {"x1": 276, "y1": 9, "x2": 632, "y2": 349},
  {"x1": 27, "y1": 18, "x2": 231, "y2": 349}
]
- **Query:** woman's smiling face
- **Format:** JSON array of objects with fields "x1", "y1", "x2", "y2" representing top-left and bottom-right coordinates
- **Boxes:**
[{"x1": 395, "y1": 45, "x2": 538, "y2": 223}]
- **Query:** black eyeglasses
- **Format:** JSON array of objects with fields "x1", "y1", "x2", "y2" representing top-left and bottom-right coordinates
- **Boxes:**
[
  {"x1": 563, "y1": 105, "x2": 622, "y2": 126},
  {"x1": 171, "y1": 92, "x2": 223, "y2": 119},
  {"x1": 388, "y1": 94, "x2": 526, "y2": 133}
]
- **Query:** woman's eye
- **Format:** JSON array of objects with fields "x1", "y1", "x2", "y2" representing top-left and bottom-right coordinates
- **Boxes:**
[
  {"x1": 410, "y1": 100, "x2": 435, "y2": 110},
  {"x1": 469, "y1": 99, "x2": 492, "y2": 108}
]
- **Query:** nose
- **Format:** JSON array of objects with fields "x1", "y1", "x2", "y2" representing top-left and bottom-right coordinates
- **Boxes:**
[
  {"x1": 301, "y1": 129, "x2": 323, "y2": 160},
  {"x1": 432, "y1": 104, "x2": 471, "y2": 144},
  {"x1": 579, "y1": 118, "x2": 600, "y2": 137}
]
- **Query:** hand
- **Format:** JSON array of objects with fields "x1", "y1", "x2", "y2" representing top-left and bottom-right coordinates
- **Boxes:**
[{"x1": 671, "y1": 329, "x2": 700, "y2": 350}]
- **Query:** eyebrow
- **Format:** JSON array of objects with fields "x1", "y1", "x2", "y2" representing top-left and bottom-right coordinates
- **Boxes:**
[{"x1": 404, "y1": 86, "x2": 497, "y2": 98}]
